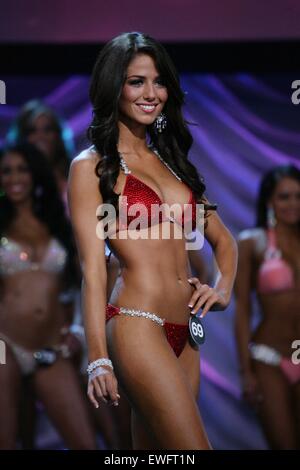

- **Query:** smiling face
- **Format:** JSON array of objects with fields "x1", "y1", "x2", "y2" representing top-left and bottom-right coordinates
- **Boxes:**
[
  {"x1": 0, "y1": 151, "x2": 33, "y2": 204},
  {"x1": 270, "y1": 176, "x2": 300, "y2": 226},
  {"x1": 119, "y1": 53, "x2": 168, "y2": 128}
]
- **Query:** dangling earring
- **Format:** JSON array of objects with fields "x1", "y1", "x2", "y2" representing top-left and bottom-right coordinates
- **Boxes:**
[
  {"x1": 267, "y1": 206, "x2": 276, "y2": 228},
  {"x1": 154, "y1": 113, "x2": 167, "y2": 133}
]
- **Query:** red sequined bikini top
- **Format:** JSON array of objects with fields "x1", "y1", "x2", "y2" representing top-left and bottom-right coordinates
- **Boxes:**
[{"x1": 115, "y1": 147, "x2": 197, "y2": 232}]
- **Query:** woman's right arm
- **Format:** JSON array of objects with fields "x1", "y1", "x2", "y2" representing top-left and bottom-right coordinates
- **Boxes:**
[
  {"x1": 68, "y1": 151, "x2": 119, "y2": 408},
  {"x1": 234, "y1": 233, "x2": 261, "y2": 405}
]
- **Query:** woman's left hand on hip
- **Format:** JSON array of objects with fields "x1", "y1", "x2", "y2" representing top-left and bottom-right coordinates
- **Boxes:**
[{"x1": 187, "y1": 277, "x2": 228, "y2": 317}]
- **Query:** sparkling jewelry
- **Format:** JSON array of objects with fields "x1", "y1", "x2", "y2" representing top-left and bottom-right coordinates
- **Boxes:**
[
  {"x1": 150, "y1": 146, "x2": 182, "y2": 181},
  {"x1": 119, "y1": 306, "x2": 165, "y2": 326},
  {"x1": 119, "y1": 145, "x2": 182, "y2": 182},
  {"x1": 154, "y1": 113, "x2": 167, "y2": 133},
  {"x1": 119, "y1": 156, "x2": 131, "y2": 175},
  {"x1": 88, "y1": 366, "x2": 110, "y2": 381},
  {"x1": 87, "y1": 358, "x2": 113, "y2": 375}
]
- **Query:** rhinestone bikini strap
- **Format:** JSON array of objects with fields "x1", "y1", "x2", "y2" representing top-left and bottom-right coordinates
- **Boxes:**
[
  {"x1": 119, "y1": 146, "x2": 182, "y2": 182},
  {"x1": 150, "y1": 147, "x2": 182, "y2": 182},
  {"x1": 119, "y1": 154, "x2": 131, "y2": 175}
]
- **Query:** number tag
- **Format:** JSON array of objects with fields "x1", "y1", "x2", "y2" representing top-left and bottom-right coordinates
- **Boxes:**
[{"x1": 189, "y1": 315, "x2": 205, "y2": 346}]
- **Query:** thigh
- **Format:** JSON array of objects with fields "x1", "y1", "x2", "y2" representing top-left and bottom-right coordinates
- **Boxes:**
[
  {"x1": 34, "y1": 358, "x2": 97, "y2": 449},
  {"x1": 178, "y1": 340, "x2": 200, "y2": 399},
  {"x1": 0, "y1": 345, "x2": 22, "y2": 449},
  {"x1": 131, "y1": 408, "x2": 158, "y2": 450},
  {"x1": 131, "y1": 341, "x2": 203, "y2": 450},
  {"x1": 253, "y1": 361, "x2": 296, "y2": 449},
  {"x1": 106, "y1": 316, "x2": 210, "y2": 450}
]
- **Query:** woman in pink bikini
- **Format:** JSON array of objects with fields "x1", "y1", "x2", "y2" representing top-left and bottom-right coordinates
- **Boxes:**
[
  {"x1": 68, "y1": 32, "x2": 237, "y2": 450},
  {"x1": 235, "y1": 165, "x2": 300, "y2": 449}
]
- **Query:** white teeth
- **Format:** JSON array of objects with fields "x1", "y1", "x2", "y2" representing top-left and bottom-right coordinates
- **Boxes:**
[{"x1": 139, "y1": 105, "x2": 155, "y2": 111}]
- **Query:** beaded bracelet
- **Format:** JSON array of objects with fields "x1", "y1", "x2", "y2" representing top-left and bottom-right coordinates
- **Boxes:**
[{"x1": 87, "y1": 358, "x2": 113, "y2": 375}]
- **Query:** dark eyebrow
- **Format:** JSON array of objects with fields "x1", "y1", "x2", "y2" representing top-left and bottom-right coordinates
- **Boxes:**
[{"x1": 126, "y1": 74, "x2": 161, "y2": 79}]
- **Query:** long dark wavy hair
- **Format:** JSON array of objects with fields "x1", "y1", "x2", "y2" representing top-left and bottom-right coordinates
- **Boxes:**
[
  {"x1": 88, "y1": 32, "x2": 206, "y2": 217},
  {"x1": 256, "y1": 164, "x2": 300, "y2": 228},
  {"x1": 8, "y1": 100, "x2": 73, "y2": 180},
  {"x1": 0, "y1": 142, "x2": 79, "y2": 288}
]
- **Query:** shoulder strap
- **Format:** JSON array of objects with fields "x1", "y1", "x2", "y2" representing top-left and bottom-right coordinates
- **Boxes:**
[
  {"x1": 119, "y1": 146, "x2": 182, "y2": 182},
  {"x1": 119, "y1": 153, "x2": 131, "y2": 175},
  {"x1": 265, "y1": 228, "x2": 281, "y2": 260},
  {"x1": 150, "y1": 145, "x2": 182, "y2": 182}
]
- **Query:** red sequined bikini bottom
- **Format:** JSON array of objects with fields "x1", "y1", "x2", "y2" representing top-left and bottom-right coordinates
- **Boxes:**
[{"x1": 106, "y1": 303, "x2": 189, "y2": 357}]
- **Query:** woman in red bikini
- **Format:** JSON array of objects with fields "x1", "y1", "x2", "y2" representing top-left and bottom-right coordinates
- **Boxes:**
[
  {"x1": 68, "y1": 32, "x2": 237, "y2": 450},
  {"x1": 235, "y1": 165, "x2": 300, "y2": 449}
]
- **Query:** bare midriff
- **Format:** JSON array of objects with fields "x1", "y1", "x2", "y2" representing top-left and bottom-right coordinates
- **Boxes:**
[
  {"x1": 0, "y1": 270, "x2": 65, "y2": 350},
  {"x1": 108, "y1": 222, "x2": 195, "y2": 325},
  {"x1": 251, "y1": 246, "x2": 300, "y2": 356},
  {"x1": 252, "y1": 291, "x2": 300, "y2": 357}
]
